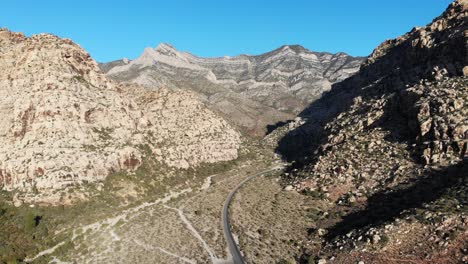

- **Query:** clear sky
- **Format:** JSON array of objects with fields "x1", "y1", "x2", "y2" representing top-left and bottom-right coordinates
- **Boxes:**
[{"x1": 0, "y1": 0, "x2": 453, "y2": 62}]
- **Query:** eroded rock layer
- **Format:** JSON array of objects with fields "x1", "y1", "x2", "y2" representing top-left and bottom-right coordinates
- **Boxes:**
[
  {"x1": 101, "y1": 44, "x2": 364, "y2": 136},
  {"x1": 0, "y1": 29, "x2": 241, "y2": 192}
]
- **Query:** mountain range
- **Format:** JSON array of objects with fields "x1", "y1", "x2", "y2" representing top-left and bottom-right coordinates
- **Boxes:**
[
  {"x1": 0, "y1": 0, "x2": 466, "y2": 263},
  {"x1": 100, "y1": 44, "x2": 364, "y2": 135}
]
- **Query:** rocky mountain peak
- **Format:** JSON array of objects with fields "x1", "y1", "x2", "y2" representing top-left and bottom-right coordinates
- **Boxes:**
[
  {"x1": 278, "y1": 44, "x2": 309, "y2": 54},
  {"x1": 107, "y1": 43, "x2": 200, "y2": 75},
  {"x1": 102, "y1": 43, "x2": 365, "y2": 136},
  {"x1": 155, "y1": 42, "x2": 179, "y2": 54},
  {"x1": 154, "y1": 42, "x2": 190, "y2": 62},
  {"x1": 361, "y1": 0, "x2": 467, "y2": 81},
  {"x1": 0, "y1": 28, "x2": 241, "y2": 204},
  {"x1": 133, "y1": 47, "x2": 160, "y2": 65}
]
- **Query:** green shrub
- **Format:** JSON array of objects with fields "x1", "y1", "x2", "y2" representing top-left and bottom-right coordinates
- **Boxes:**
[{"x1": 24, "y1": 212, "x2": 41, "y2": 232}]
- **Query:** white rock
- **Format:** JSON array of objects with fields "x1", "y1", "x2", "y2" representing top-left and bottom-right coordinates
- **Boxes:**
[{"x1": 0, "y1": 29, "x2": 241, "y2": 203}]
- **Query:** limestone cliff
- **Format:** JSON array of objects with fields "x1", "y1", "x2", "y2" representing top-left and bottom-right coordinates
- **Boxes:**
[
  {"x1": 101, "y1": 44, "x2": 364, "y2": 136},
  {"x1": 0, "y1": 29, "x2": 241, "y2": 194}
]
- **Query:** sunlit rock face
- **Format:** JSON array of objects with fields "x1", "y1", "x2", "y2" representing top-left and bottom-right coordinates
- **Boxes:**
[
  {"x1": 0, "y1": 29, "x2": 241, "y2": 193},
  {"x1": 101, "y1": 44, "x2": 364, "y2": 136}
]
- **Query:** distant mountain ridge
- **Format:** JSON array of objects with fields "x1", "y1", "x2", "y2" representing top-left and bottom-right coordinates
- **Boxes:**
[{"x1": 100, "y1": 44, "x2": 365, "y2": 136}]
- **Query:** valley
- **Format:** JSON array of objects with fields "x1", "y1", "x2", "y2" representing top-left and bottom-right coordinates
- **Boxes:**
[
  {"x1": 1, "y1": 141, "x2": 311, "y2": 263},
  {"x1": 0, "y1": 1, "x2": 466, "y2": 263}
]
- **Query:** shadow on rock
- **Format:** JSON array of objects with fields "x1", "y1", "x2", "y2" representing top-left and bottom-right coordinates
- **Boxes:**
[
  {"x1": 324, "y1": 159, "x2": 467, "y2": 241},
  {"x1": 274, "y1": 7, "x2": 466, "y2": 174}
]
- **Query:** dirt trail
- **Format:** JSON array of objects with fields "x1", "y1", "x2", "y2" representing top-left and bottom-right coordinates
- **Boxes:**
[
  {"x1": 26, "y1": 188, "x2": 192, "y2": 262},
  {"x1": 132, "y1": 238, "x2": 196, "y2": 264},
  {"x1": 165, "y1": 205, "x2": 222, "y2": 263}
]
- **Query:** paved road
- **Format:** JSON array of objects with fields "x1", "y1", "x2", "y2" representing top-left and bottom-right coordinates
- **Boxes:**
[{"x1": 221, "y1": 166, "x2": 284, "y2": 264}]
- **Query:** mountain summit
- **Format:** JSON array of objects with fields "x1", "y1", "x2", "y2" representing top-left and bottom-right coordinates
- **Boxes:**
[
  {"x1": 0, "y1": 28, "x2": 241, "y2": 204},
  {"x1": 101, "y1": 45, "x2": 365, "y2": 136}
]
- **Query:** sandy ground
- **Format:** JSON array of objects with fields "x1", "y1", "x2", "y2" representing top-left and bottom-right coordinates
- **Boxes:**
[{"x1": 28, "y1": 156, "x2": 313, "y2": 264}]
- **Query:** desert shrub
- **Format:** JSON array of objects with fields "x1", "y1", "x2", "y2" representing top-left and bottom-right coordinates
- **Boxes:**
[
  {"x1": 23, "y1": 212, "x2": 42, "y2": 232},
  {"x1": 301, "y1": 189, "x2": 325, "y2": 199}
]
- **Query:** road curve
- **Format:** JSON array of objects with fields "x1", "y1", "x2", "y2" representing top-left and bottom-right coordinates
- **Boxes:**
[{"x1": 221, "y1": 166, "x2": 283, "y2": 264}]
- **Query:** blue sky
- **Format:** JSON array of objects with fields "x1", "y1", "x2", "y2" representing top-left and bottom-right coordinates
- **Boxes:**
[{"x1": 0, "y1": 0, "x2": 452, "y2": 62}]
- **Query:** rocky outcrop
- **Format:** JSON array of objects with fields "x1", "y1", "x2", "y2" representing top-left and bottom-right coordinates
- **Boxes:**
[
  {"x1": 277, "y1": 0, "x2": 467, "y2": 168},
  {"x1": 401, "y1": 78, "x2": 467, "y2": 164},
  {"x1": 363, "y1": 0, "x2": 466, "y2": 78},
  {"x1": 123, "y1": 85, "x2": 241, "y2": 169},
  {"x1": 101, "y1": 44, "x2": 364, "y2": 136},
  {"x1": 0, "y1": 28, "x2": 241, "y2": 193},
  {"x1": 274, "y1": 1, "x2": 467, "y2": 260}
]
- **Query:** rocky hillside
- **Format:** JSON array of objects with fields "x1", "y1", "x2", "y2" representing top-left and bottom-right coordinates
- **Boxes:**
[
  {"x1": 0, "y1": 29, "x2": 241, "y2": 199},
  {"x1": 273, "y1": 0, "x2": 467, "y2": 262},
  {"x1": 101, "y1": 44, "x2": 364, "y2": 136}
]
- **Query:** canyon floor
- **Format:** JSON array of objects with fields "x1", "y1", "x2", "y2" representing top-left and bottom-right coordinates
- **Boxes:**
[{"x1": 0, "y1": 141, "x2": 315, "y2": 264}]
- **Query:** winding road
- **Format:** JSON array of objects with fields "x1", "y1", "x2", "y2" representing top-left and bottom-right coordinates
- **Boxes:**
[{"x1": 221, "y1": 166, "x2": 284, "y2": 264}]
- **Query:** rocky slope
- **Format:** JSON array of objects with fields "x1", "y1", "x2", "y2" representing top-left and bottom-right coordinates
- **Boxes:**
[
  {"x1": 272, "y1": 0, "x2": 467, "y2": 262},
  {"x1": 0, "y1": 29, "x2": 241, "y2": 198},
  {"x1": 101, "y1": 44, "x2": 364, "y2": 136}
]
